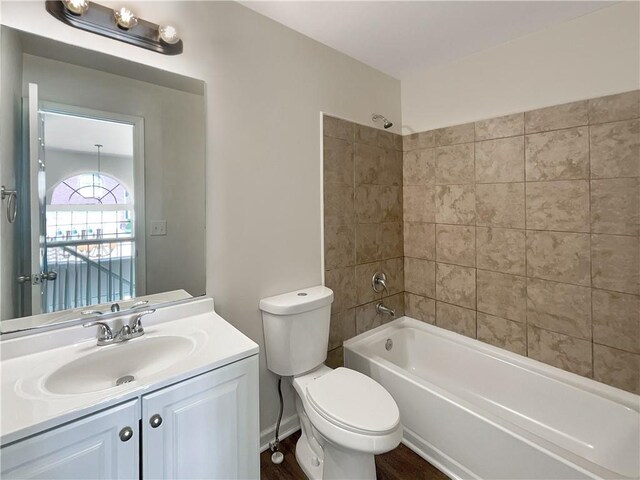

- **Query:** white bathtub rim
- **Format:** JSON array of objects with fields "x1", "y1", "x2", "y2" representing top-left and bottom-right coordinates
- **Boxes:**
[
  {"x1": 344, "y1": 317, "x2": 639, "y2": 479},
  {"x1": 344, "y1": 316, "x2": 639, "y2": 411}
]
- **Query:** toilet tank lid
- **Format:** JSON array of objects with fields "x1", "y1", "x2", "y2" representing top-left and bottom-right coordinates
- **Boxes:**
[{"x1": 259, "y1": 286, "x2": 334, "y2": 315}]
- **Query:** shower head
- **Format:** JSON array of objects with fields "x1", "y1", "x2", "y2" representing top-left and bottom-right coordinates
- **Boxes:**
[{"x1": 372, "y1": 113, "x2": 393, "y2": 129}]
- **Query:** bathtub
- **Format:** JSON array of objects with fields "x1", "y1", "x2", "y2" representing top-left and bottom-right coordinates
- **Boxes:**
[{"x1": 344, "y1": 317, "x2": 640, "y2": 480}]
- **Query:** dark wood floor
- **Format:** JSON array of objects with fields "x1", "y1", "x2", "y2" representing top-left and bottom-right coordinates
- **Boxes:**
[{"x1": 260, "y1": 430, "x2": 449, "y2": 480}]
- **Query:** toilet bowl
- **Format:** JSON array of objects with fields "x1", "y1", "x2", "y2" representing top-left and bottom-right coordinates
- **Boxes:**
[
  {"x1": 259, "y1": 286, "x2": 402, "y2": 479},
  {"x1": 292, "y1": 365, "x2": 402, "y2": 479}
]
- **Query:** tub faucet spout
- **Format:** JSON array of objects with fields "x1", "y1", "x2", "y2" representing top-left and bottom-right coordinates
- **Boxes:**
[{"x1": 376, "y1": 302, "x2": 395, "y2": 317}]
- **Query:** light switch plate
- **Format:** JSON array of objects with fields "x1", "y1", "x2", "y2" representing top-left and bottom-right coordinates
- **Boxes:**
[{"x1": 151, "y1": 220, "x2": 167, "y2": 236}]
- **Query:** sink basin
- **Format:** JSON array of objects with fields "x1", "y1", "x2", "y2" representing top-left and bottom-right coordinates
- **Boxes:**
[{"x1": 45, "y1": 336, "x2": 195, "y2": 395}]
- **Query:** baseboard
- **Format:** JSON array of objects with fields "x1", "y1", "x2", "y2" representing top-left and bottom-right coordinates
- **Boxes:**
[{"x1": 259, "y1": 413, "x2": 300, "y2": 452}]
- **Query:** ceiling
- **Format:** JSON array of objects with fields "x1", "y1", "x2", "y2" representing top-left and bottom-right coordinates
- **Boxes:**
[
  {"x1": 241, "y1": 1, "x2": 612, "y2": 79},
  {"x1": 43, "y1": 113, "x2": 134, "y2": 157}
]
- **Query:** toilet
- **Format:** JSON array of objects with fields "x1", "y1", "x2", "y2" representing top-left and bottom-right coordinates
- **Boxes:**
[{"x1": 260, "y1": 286, "x2": 402, "y2": 480}]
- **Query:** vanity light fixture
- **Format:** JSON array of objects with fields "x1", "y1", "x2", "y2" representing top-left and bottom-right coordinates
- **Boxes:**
[
  {"x1": 46, "y1": 0, "x2": 183, "y2": 55},
  {"x1": 63, "y1": 0, "x2": 89, "y2": 16},
  {"x1": 114, "y1": 6, "x2": 137, "y2": 30},
  {"x1": 158, "y1": 25, "x2": 180, "y2": 45}
]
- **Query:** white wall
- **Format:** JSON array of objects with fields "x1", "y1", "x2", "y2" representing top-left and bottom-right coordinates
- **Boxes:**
[
  {"x1": 0, "y1": 0, "x2": 402, "y2": 434},
  {"x1": 0, "y1": 26, "x2": 22, "y2": 320},
  {"x1": 401, "y1": 2, "x2": 640, "y2": 133}
]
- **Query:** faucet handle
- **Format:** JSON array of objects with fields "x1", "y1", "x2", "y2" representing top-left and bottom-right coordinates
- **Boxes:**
[
  {"x1": 372, "y1": 272, "x2": 389, "y2": 295},
  {"x1": 130, "y1": 309, "x2": 156, "y2": 333},
  {"x1": 129, "y1": 300, "x2": 149, "y2": 310},
  {"x1": 83, "y1": 321, "x2": 114, "y2": 341}
]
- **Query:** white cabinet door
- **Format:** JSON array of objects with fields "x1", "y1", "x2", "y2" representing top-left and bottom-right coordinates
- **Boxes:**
[
  {"x1": 1, "y1": 400, "x2": 139, "y2": 479},
  {"x1": 142, "y1": 355, "x2": 259, "y2": 480}
]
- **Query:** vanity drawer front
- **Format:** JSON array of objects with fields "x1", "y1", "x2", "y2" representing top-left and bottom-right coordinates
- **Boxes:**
[
  {"x1": 1, "y1": 400, "x2": 139, "y2": 480},
  {"x1": 141, "y1": 355, "x2": 259, "y2": 479}
]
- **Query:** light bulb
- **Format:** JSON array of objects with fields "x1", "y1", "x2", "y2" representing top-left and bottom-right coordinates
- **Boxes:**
[
  {"x1": 63, "y1": 0, "x2": 89, "y2": 15},
  {"x1": 114, "y1": 7, "x2": 138, "y2": 30},
  {"x1": 158, "y1": 25, "x2": 180, "y2": 45}
]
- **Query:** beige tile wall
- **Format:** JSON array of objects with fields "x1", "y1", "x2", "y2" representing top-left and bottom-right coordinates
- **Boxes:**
[
  {"x1": 402, "y1": 90, "x2": 640, "y2": 394},
  {"x1": 323, "y1": 115, "x2": 404, "y2": 367}
]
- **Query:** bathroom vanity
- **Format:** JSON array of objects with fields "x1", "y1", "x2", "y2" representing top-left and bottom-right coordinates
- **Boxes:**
[{"x1": 0, "y1": 297, "x2": 260, "y2": 479}]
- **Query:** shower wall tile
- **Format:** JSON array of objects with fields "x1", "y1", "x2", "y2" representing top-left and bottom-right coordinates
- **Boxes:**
[
  {"x1": 403, "y1": 148, "x2": 435, "y2": 185},
  {"x1": 477, "y1": 270, "x2": 526, "y2": 322},
  {"x1": 436, "y1": 262, "x2": 476, "y2": 309},
  {"x1": 434, "y1": 123, "x2": 474, "y2": 146},
  {"x1": 475, "y1": 136, "x2": 524, "y2": 183},
  {"x1": 323, "y1": 136, "x2": 353, "y2": 185},
  {"x1": 436, "y1": 302, "x2": 477, "y2": 338},
  {"x1": 355, "y1": 123, "x2": 381, "y2": 147},
  {"x1": 477, "y1": 312, "x2": 526, "y2": 355},
  {"x1": 404, "y1": 186, "x2": 435, "y2": 223},
  {"x1": 324, "y1": 115, "x2": 354, "y2": 141},
  {"x1": 325, "y1": 266, "x2": 356, "y2": 314},
  {"x1": 591, "y1": 234, "x2": 639, "y2": 294},
  {"x1": 355, "y1": 262, "x2": 383, "y2": 305},
  {"x1": 326, "y1": 347, "x2": 344, "y2": 369},
  {"x1": 436, "y1": 224, "x2": 475, "y2": 267},
  {"x1": 590, "y1": 119, "x2": 640, "y2": 179},
  {"x1": 476, "y1": 227, "x2": 526, "y2": 276},
  {"x1": 590, "y1": 178, "x2": 640, "y2": 236},
  {"x1": 324, "y1": 224, "x2": 355, "y2": 270},
  {"x1": 435, "y1": 184, "x2": 475, "y2": 225},
  {"x1": 588, "y1": 90, "x2": 640, "y2": 125},
  {"x1": 524, "y1": 100, "x2": 588, "y2": 133},
  {"x1": 593, "y1": 345, "x2": 640, "y2": 394},
  {"x1": 526, "y1": 231, "x2": 591, "y2": 286},
  {"x1": 404, "y1": 222, "x2": 435, "y2": 260},
  {"x1": 526, "y1": 278, "x2": 592, "y2": 340},
  {"x1": 475, "y1": 183, "x2": 525, "y2": 229},
  {"x1": 324, "y1": 183, "x2": 354, "y2": 226},
  {"x1": 323, "y1": 115, "x2": 402, "y2": 347},
  {"x1": 404, "y1": 292, "x2": 436, "y2": 324},
  {"x1": 355, "y1": 185, "x2": 402, "y2": 223},
  {"x1": 397, "y1": 91, "x2": 640, "y2": 394},
  {"x1": 355, "y1": 222, "x2": 403, "y2": 263},
  {"x1": 355, "y1": 144, "x2": 402, "y2": 186},
  {"x1": 435, "y1": 143, "x2": 475, "y2": 185},
  {"x1": 381, "y1": 257, "x2": 405, "y2": 296},
  {"x1": 403, "y1": 130, "x2": 435, "y2": 151},
  {"x1": 525, "y1": 180, "x2": 590, "y2": 232},
  {"x1": 328, "y1": 308, "x2": 356, "y2": 351},
  {"x1": 592, "y1": 289, "x2": 640, "y2": 354},
  {"x1": 527, "y1": 325, "x2": 592, "y2": 377},
  {"x1": 525, "y1": 127, "x2": 589, "y2": 181},
  {"x1": 404, "y1": 257, "x2": 435, "y2": 298},
  {"x1": 475, "y1": 112, "x2": 524, "y2": 141},
  {"x1": 355, "y1": 293, "x2": 404, "y2": 335}
]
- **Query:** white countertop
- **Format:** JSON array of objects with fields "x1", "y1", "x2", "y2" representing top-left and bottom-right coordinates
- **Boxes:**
[{"x1": 0, "y1": 297, "x2": 258, "y2": 445}]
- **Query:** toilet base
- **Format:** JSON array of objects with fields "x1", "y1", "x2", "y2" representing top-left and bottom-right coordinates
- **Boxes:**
[
  {"x1": 294, "y1": 391, "x2": 377, "y2": 480},
  {"x1": 295, "y1": 430, "x2": 323, "y2": 480}
]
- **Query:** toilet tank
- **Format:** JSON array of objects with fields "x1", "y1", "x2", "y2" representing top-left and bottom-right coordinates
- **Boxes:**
[{"x1": 259, "y1": 286, "x2": 334, "y2": 376}]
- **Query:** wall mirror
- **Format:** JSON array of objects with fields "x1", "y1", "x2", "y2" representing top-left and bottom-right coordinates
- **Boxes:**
[{"x1": 0, "y1": 26, "x2": 206, "y2": 333}]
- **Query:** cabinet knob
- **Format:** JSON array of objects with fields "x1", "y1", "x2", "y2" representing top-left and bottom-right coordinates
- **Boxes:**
[
  {"x1": 150, "y1": 414, "x2": 163, "y2": 428},
  {"x1": 119, "y1": 426, "x2": 134, "y2": 442}
]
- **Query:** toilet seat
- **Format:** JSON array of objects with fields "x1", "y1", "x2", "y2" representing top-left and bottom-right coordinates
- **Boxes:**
[{"x1": 305, "y1": 368, "x2": 400, "y2": 436}]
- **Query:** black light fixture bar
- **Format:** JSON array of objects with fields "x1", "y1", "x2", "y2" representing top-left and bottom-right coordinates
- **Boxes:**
[{"x1": 45, "y1": 0, "x2": 183, "y2": 56}]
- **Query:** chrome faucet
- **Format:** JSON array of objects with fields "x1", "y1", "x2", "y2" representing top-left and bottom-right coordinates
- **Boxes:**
[
  {"x1": 84, "y1": 309, "x2": 156, "y2": 346},
  {"x1": 376, "y1": 302, "x2": 396, "y2": 317},
  {"x1": 372, "y1": 272, "x2": 389, "y2": 295}
]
